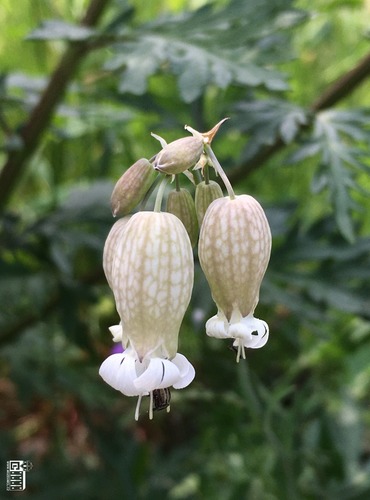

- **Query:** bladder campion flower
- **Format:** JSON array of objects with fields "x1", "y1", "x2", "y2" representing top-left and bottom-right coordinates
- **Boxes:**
[
  {"x1": 198, "y1": 195, "x2": 272, "y2": 362},
  {"x1": 100, "y1": 211, "x2": 195, "y2": 419}
]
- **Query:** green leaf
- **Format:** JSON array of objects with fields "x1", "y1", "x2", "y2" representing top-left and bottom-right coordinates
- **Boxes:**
[
  {"x1": 235, "y1": 99, "x2": 308, "y2": 159},
  {"x1": 286, "y1": 109, "x2": 370, "y2": 241},
  {"x1": 106, "y1": 0, "x2": 300, "y2": 102}
]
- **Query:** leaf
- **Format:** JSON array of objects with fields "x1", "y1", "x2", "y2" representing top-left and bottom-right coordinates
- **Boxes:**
[
  {"x1": 116, "y1": 37, "x2": 165, "y2": 94},
  {"x1": 26, "y1": 20, "x2": 96, "y2": 41},
  {"x1": 286, "y1": 141, "x2": 321, "y2": 163},
  {"x1": 286, "y1": 109, "x2": 370, "y2": 241},
  {"x1": 106, "y1": 0, "x2": 301, "y2": 102},
  {"x1": 235, "y1": 99, "x2": 308, "y2": 155},
  {"x1": 310, "y1": 168, "x2": 328, "y2": 194}
]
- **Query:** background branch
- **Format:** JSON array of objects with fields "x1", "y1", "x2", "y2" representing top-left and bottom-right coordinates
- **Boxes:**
[
  {"x1": 0, "y1": 0, "x2": 111, "y2": 212},
  {"x1": 228, "y1": 50, "x2": 370, "y2": 184}
]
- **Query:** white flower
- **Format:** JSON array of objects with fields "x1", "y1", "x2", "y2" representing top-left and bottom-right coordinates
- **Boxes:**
[
  {"x1": 99, "y1": 347, "x2": 195, "y2": 420},
  {"x1": 100, "y1": 211, "x2": 195, "y2": 419},
  {"x1": 198, "y1": 195, "x2": 271, "y2": 361}
]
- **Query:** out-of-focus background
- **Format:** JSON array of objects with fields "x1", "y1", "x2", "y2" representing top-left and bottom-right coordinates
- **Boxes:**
[{"x1": 1, "y1": 0, "x2": 370, "y2": 498}]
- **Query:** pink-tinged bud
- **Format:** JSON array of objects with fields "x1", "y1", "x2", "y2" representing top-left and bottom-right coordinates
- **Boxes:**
[
  {"x1": 110, "y1": 158, "x2": 156, "y2": 217},
  {"x1": 166, "y1": 188, "x2": 199, "y2": 247},
  {"x1": 198, "y1": 195, "x2": 272, "y2": 361},
  {"x1": 153, "y1": 136, "x2": 204, "y2": 175},
  {"x1": 195, "y1": 180, "x2": 223, "y2": 226}
]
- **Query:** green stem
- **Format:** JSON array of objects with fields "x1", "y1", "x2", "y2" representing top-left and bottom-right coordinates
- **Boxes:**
[
  {"x1": 203, "y1": 164, "x2": 210, "y2": 185},
  {"x1": 175, "y1": 174, "x2": 180, "y2": 192},
  {"x1": 193, "y1": 169, "x2": 202, "y2": 185},
  {"x1": 204, "y1": 144, "x2": 235, "y2": 199},
  {"x1": 154, "y1": 175, "x2": 168, "y2": 212},
  {"x1": 139, "y1": 172, "x2": 160, "y2": 211}
]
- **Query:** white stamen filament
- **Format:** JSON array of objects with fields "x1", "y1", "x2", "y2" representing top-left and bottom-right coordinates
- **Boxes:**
[
  {"x1": 135, "y1": 394, "x2": 143, "y2": 421},
  {"x1": 149, "y1": 391, "x2": 154, "y2": 420},
  {"x1": 236, "y1": 340, "x2": 246, "y2": 363}
]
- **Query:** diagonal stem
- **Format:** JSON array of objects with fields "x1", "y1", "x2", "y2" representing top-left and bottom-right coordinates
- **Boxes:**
[
  {"x1": 228, "y1": 50, "x2": 370, "y2": 184},
  {"x1": 0, "y1": 0, "x2": 111, "y2": 212}
]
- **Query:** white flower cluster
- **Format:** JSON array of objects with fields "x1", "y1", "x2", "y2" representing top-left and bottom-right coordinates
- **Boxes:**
[{"x1": 100, "y1": 121, "x2": 271, "y2": 419}]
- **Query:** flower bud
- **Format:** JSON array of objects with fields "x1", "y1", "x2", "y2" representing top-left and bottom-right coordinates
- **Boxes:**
[
  {"x1": 166, "y1": 188, "x2": 199, "y2": 247},
  {"x1": 195, "y1": 180, "x2": 223, "y2": 225},
  {"x1": 153, "y1": 136, "x2": 204, "y2": 175},
  {"x1": 110, "y1": 158, "x2": 156, "y2": 217},
  {"x1": 198, "y1": 195, "x2": 272, "y2": 360}
]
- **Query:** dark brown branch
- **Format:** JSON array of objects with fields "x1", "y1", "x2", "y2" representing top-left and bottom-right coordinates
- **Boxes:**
[
  {"x1": 311, "y1": 51, "x2": 370, "y2": 112},
  {"x1": 228, "y1": 50, "x2": 370, "y2": 184},
  {"x1": 0, "y1": 0, "x2": 111, "y2": 212}
]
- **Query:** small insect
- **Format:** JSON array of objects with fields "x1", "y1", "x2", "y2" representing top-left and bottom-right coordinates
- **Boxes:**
[{"x1": 152, "y1": 388, "x2": 171, "y2": 412}]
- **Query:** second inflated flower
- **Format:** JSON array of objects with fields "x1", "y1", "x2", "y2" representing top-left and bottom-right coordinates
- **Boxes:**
[{"x1": 198, "y1": 195, "x2": 272, "y2": 361}]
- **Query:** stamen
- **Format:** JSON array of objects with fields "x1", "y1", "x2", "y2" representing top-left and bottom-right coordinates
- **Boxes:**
[
  {"x1": 167, "y1": 405, "x2": 171, "y2": 413},
  {"x1": 236, "y1": 340, "x2": 246, "y2": 363},
  {"x1": 236, "y1": 342, "x2": 241, "y2": 363},
  {"x1": 135, "y1": 394, "x2": 142, "y2": 421},
  {"x1": 149, "y1": 391, "x2": 154, "y2": 420},
  {"x1": 241, "y1": 343, "x2": 246, "y2": 360}
]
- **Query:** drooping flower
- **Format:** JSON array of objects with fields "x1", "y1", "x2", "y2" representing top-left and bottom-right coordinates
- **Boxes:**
[
  {"x1": 198, "y1": 195, "x2": 272, "y2": 361},
  {"x1": 100, "y1": 211, "x2": 195, "y2": 419}
]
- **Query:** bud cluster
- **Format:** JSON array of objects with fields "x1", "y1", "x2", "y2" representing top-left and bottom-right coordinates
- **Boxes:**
[{"x1": 100, "y1": 119, "x2": 272, "y2": 419}]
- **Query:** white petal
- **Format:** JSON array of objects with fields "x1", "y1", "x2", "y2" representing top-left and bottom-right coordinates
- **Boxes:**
[
  {"x1": 249, "y1": 321, "x2": 269, "y2": 349},
  {"x1": 205, "y1": 314, "x2": 229, "y2": 339},
  {"x1": 134, "y1": 358, "x2": 180, "y2": 392},
  {"x1": 229, "y1": 315, "x2": 269, "y2": 349},
  {"x1": 116, "y1": 355, "x2": 142, "y2": 396},
  {"x1": 99, "y1": 352, "x2": 146, "y2": 396},
  {"x1": 109, "y1": 324, "x2": 123, "y2": 342},
  {"x1": 172, "y1": 357, "x2": 195, "y2": 389},
  {"x1": 99, "y1": 354, "x2": 124, "y2": 391},
  {"x1": 171, "y1": 353, "x2": 191, "y2": 377},
  {"x1": 156, "y1": 359, "x2": 182, "y2": 389}
]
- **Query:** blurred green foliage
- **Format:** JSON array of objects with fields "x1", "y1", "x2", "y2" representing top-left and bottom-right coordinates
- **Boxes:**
[{"x1": 1, "y1": 0, "x2": 370, "y2": 498}]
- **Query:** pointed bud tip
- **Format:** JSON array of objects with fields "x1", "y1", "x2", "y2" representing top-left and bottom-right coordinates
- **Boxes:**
[{"x1": 202, "y1": 117, "x2": 230, "y2": 144}]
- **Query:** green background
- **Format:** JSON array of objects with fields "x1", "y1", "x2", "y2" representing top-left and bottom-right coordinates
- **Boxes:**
[{"x1": 1, "y1": 0, "x2": 370, "y2": 498}]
